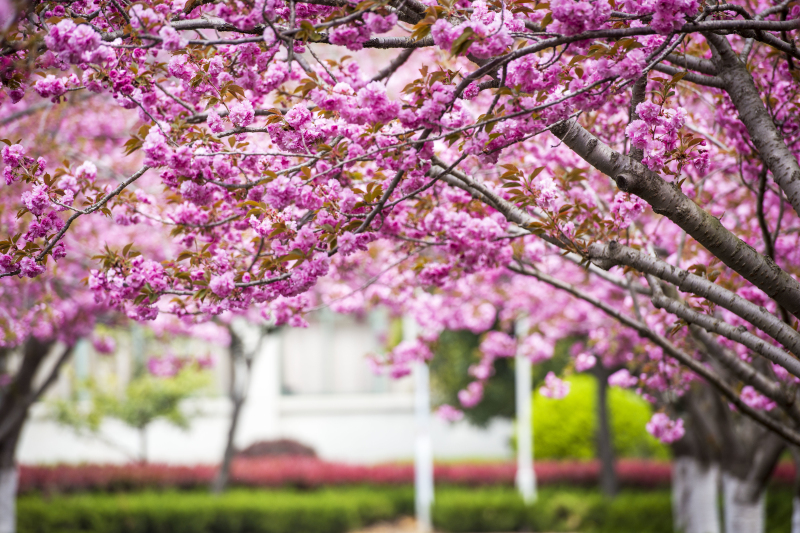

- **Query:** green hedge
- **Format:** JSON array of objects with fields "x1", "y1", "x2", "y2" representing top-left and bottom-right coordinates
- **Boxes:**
[
  {"x1": 17, "y1": 486, "x2": 796, "y2": 533},
  {"x1": 433, "y1": 487, "x2": 794, "y2": 533},
  {"x1": 531, "y1": 375, "x2": 668, "y2": 460},
  {"x1": 18, "y1": 488, "x2": 413, "y2": 533}
]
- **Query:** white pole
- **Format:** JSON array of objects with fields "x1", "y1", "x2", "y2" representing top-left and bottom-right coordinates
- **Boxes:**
[
  {"x1": 515, "y1": 317, "x2": 537, "y2": 504},
  {"x1": 406, "y1": 316, "x2": 434, "y2": 532}
]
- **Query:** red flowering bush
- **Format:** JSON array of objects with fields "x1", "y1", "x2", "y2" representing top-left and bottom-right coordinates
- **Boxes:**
[
  {"x1": 20, "y1": 457, "x2": 789, "y2": 494},
  {"x1": 18, "y1": 457, "x2": 795, "y2": 494}
]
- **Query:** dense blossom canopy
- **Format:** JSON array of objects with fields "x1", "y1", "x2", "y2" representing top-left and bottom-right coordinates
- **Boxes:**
[{"x1": 1, "y1": 0, "x2": 800, "y2": 443}]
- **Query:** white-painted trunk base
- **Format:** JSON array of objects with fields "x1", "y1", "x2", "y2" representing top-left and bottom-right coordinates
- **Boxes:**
[
  {"x1": 722, "y1": 474, "x2": 764, "y2": 533},
  {"x1": 672, "y1": 457, "x2": 720, "y2": 533},
  {"x1": 791, "y1": 497, "x2": 800, "y2": 533},
  {"x1": 0, "y1": 467, "x2": 17, "y2": 533}
]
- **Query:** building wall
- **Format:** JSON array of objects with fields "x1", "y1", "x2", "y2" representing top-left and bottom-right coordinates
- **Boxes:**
[{"x1": 17, "y1": 318, "x2": 513, "y2": 464}]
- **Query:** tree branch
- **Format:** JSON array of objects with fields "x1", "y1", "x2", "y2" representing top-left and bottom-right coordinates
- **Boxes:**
[
  {"x1": 587, "y1": 241, "x2": 800, "y2": 358},
  {"x1": 508, "y1": 263, "x2": 800, "y2": 446},
  {"x1": 706, "y1": 32, "x2": 800, "y2": 218},
  {"x1": 643, "y1": 274, "x2": 800, "y2": 379},
  {"x1": 0, "y1": 344, "x2": 73, "y2": 443},
  {"x1": 550, "y1": 119, "x2": 800, "y2": 318}
]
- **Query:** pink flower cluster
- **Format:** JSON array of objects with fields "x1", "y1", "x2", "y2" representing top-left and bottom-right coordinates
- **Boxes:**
[
  {"x1": 619, "y1": 0, "x2": 700, "y2": 34},
  {"x1": 608, "y1": 368, "x2": 638, "y2": 388},
  {"x1": 431, "y1": 1, "x2": 518, "y2": 58},
  {"x1": 17, "y1": 458, "x2": 689, "y2": 494},
  {"x1": 43, "y1": 19, "x2": 112, "y2": 65},
  {"x1": 146, "y1": 352, "x2": 214, "y2": 377},
  {"x1": 549, "y1": 0, "x2": 611, "y2": 36},
  {"x1": 645, "y1": 413, "x2": 684, "y2": 443},
  {"x1": 540, "y1": 371, "x2": 570, "y2": 399},
  {"x1": 739, "y1": 386, "x2": 776, "y2": 411},
  {"x1": 625, "y1": 101, "x2": 707, "y2": 172},
  {"x1": 437, "y1": 404, "x2": 465, "y2": 422}
]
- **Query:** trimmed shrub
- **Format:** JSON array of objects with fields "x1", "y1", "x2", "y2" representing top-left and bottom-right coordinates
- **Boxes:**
[
  {"x1": 16, "y1": 486, "x2": 796, "y2": 533},
  {"x1": 17, "y1": 488, "x2": 411, "y2": 533},
  {"x1": 532, "y1": 375, "x2": 668, "y2": 460},
  {"x1": 433, "y1": 488, "x2": 527, "y2": 532},
  {"x1": 237, "y1": 439, "x2": 317, "y2": 458},
  {"x1": 18, "y1": 458, "x2": 676, "y2": 494}
]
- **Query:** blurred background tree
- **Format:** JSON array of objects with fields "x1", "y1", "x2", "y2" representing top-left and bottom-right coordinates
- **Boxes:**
[
  {"x1": 430, "y1": 330, "x2": 665, "y2": 459},
  {"x1": 50, "y1": 365, "x2": 211, "y2": 463}
]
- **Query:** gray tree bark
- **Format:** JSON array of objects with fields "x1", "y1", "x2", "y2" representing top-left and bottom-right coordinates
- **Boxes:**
[
  {"x1": 0, "y1": 339, "x2": 68, "y2": 533},
  {"x1": 550, "y1": 120, "x2": 800, "y2": 319},
  {"x1": 705, "y1": 33, "x2": 800, "y2": 218},
  {"x1": 673, "y1": 457, "x2": 721, "y2": 533}
]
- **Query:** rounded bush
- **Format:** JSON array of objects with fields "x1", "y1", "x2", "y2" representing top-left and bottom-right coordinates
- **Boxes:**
[{"x1": 532, "y1": 374, "x2": 668, "y2": 459}]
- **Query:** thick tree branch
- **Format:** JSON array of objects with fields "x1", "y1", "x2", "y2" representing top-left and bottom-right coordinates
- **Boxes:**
[
  {"x1": 706, "y1": 33, "x2": 800, "y2": 218},
  {"x1": 550, "y1": 119, "x2": 800, "y2": 318},
  {"x1": 509, "y1": 263, "x2": 800, "y2": 446},
  {"x1": 690, "y1": 325, "x2": 800, "y2": 424},
  {"x1": 665, "y1": 53, "x2": 718, "y2": 75},
  {"x1": 651, "y1": 63, "x2": 725, "y2": 88},
  {"x1": 587, "y1": 242, "x2": 800, "y2": 357},
  {"x1": 643, "y1": 274, "x2": 800, "y2": 379}
]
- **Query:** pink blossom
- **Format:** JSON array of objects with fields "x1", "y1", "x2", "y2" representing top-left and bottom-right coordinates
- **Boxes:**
[
  {"x1": 158, "y1": 26, "x2": 187, "y2": 51},
  {"x1": 19, "y1": 257, "x2": 45, "y2": 278},
  {"x1": 625, "y1": 120, "x2": 650, "y2": 148},
  {"x1": 91, "y1": 335, "x2": 117, "y2": 354},
  {"x1": 363, "y1": 13, "x2": 397, "y2": 34},
  {"x1": 480, "y1": 331, "x2": 516, "y2": 358},
  {"x1": 0, "y1": 254, "x2": 18, "y2": 274},
  {"x1": 33, "y1": 75, "x2": 67, "y2": 101},
  {"x1": 229, "y1": 100, "x2": 255, "y2": 128},
  {"x1": 463, "y1": 82, "x2": 479, "y2": 100},
  {"x1": 285, "y1": 105, "x2": 312, "y2": 129},
  {"x1": 458, "y1": 381, "x2": 484, "y2": 408},
  {"x1": 210, "y1": 271, "x2": 235, "y2": 298},
  {"x1": 328, "y1": 24, "x2": 372, "y2": 51},
  {"x1": 2, "y1": 144, "x2": 25, "y2": 166},
  {"x1": 437, "y1": 404, "x2": 465, "y2": 422},
  {"x1": 575, "y1": 353, "x2": 597, "y2": 372},
  {"x1": 646, "y1": 413, "x2": 685, "y2": 443},
  {"x1": 740, "y1": 386, "x2": 776, "y2": 411},
  {"x1": 540, "y1": 372, "x2": 570, "y2": 399},
  {"x1": 608, "y1": 368, "x2": 638, "y2": 388},
  {"x1": 147, "y1": 354, "x2": 181, "y2": 377},
  {"x1": 612, "y1": 49, "x2": 646, "y2": 80},
  {"x1": 519, "y1": 333, "x2": 553, "y2": 363},
  {"x1": 21, "y1": 184, "x2": 49, "y2": 215}
]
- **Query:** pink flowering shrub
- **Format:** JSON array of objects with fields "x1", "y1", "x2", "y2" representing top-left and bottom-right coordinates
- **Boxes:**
[
  {"x1": 13, "y1": 458, "x2": 681, "y2": 493},
  {"x1": 20, "y1": 457, "x2": 800, "y2": 494}
]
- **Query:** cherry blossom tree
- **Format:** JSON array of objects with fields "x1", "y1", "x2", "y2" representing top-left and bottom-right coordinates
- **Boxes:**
[{"x1": 2, "y1": 0, "x2": 800, "y2": 530}]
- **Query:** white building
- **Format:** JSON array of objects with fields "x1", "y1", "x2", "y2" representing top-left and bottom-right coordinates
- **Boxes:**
[{"x1": 19, "y1": 313, "x2": 512, "y2": 464}]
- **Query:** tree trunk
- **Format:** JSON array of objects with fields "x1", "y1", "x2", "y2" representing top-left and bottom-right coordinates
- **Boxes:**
[
  {"x1": 793, "y1": 497, "x2": 800, "y2": 533},
  {"x1": 672, "y1": 456, "x2": 720, "y2": 533},
  {"x1": 790, "y1": 447, "x2": 800, "y2": 533},
  {"x1": 0, "y1": 466, "x2": 18, "y2": 533},
  {"x1": 212, "y1": 323, "x2": 261, "y2": 494},
  {"x1": 211, "y1": 396, "x2": 244, "y2": 494},
  {"x1": 720, "y1": 432, "x2": 784, "y2": 533},
  {"x1": 139, "y1": 426, "x2": 148, "y2": 464},
  {"x1": 0, "y1": 339, "x2": 63, "y2": 533},
  {"x1": 722, "y1": 474, "x2": 764, "y2": 533},
  {"x1": 0, "y1": 406, "x2": 23, "y2": 533},
  {"x1": 594, "y1": 366, "x2": 617, "y2": 497}
]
